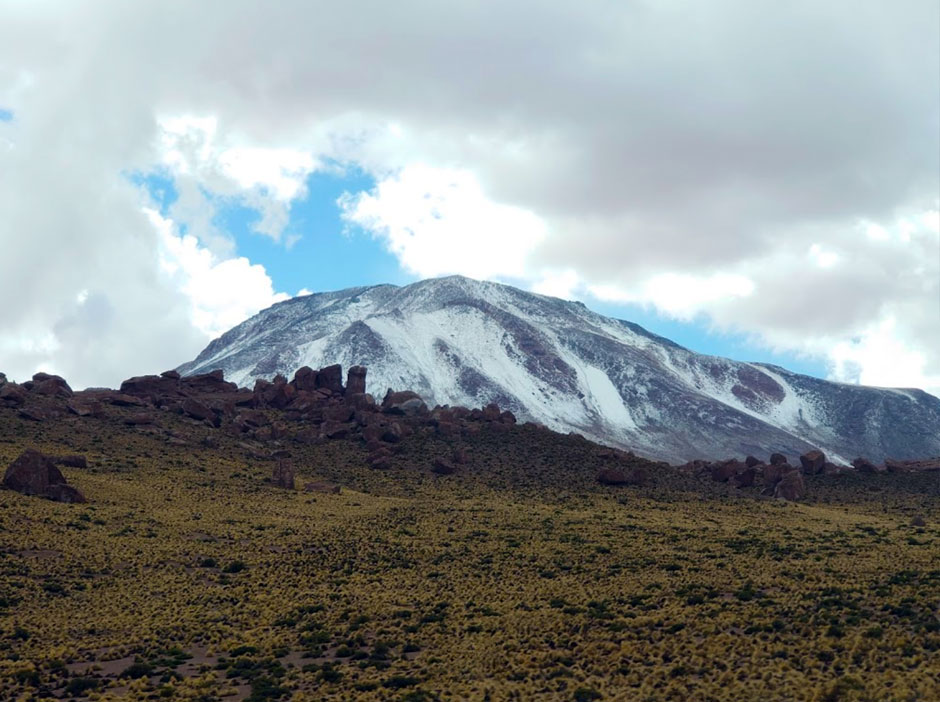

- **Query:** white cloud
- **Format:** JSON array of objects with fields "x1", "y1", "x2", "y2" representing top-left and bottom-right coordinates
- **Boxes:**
[
  {"x1": 149, "y1": 209, "x2": 289, "y2": 338},
  {"x1": 339, "y1": 165, "x2": 546, "y2": 280},
  {"x1": 0, "y1": 0, "x2": 936, "y2": 398}
]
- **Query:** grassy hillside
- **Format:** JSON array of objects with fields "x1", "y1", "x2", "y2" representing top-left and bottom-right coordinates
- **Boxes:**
[{"x1": 0, "y1": 401, "x2": 938, "y2": 701}]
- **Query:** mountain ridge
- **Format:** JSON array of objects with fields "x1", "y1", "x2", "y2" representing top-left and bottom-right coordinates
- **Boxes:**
[{"x1": 178, "y1": 275, "x2": 940, "y2": 463}]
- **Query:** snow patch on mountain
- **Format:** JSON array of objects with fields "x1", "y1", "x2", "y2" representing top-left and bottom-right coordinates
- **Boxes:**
[{"x1": 178, "y1": 275, "x2": 940, "y2": 463}]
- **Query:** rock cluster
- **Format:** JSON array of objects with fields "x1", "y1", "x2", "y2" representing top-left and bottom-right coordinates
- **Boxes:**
[
  {"x1": 674, "y1": 449, "x2": 851, "y2": 501},
  {"x1": 3, "y1": 449, "x2": 86, "y2": 503}
]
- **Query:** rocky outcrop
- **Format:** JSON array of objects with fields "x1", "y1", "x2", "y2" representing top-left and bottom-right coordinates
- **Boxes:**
[
  {"x1": 3, "y1": 449, "x2": 86, "y2": 503},
  {"x1": 28, "y1": 373, "x2": 73, "y2": 398}
]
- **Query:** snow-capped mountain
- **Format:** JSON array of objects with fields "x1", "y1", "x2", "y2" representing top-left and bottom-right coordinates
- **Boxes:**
[{"x1": 178, "y1": 276, "x2": 940, "y2": 463}]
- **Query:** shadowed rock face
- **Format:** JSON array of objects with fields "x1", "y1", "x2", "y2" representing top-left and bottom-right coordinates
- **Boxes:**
[
  {"x1": 3, "y1": 449, "x2": 86, "y2": 503},
  {"x1": 177, "y1": 276, "x2": 940, "y2": 463}
]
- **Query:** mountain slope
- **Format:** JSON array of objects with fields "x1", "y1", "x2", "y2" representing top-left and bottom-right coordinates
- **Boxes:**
[{"x1": 178, "y1": 276, "x2": 940, "y2": 463}]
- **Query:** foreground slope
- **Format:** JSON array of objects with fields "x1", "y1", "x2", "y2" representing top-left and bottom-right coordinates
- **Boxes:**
[
  {"x1": 179, "y1": 276, "x2": 940, "y2": 463},
  {"x1": 0, "y1": 372, "x2": 938, "y2": 702}
]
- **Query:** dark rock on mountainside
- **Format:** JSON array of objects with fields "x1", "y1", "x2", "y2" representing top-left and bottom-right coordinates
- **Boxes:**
[
  {"x1": 176, "y1": 276, "x2": 940, "y2": 463},
  {"x1": 3, "y1": 449, "x2": 86, "y2": 503}
]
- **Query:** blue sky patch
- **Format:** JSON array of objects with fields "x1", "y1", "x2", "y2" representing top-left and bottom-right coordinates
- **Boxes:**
[
  {"x1": 0, "y1": 109, "x2": 13, "y2": 122},
  {"x1": 135, "y1": 165, "x2": 828, "y2": 380}
]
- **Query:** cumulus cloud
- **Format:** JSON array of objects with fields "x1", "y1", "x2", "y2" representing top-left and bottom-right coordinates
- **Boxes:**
[
  {"x1": 0, "y1": 0, "x2": 937, "y2": 395},
  {"x1": 338, "y1": 165, "x2": 545, "y2": 280}
]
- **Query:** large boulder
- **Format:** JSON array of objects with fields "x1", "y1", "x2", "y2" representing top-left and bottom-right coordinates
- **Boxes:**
[
  {"x1": 0, "y1": 382, "x2": 27, "y2": 407},
  {"x1": 180, "y1": 369, "x2": 237, "y2": 393},
  {"x1": 3, "y1": 450, "x2": 86, "y2": 503},
  {"x1": 769, "y1": 453, "x2": 788, "y2": 466},
  {"x1": 799, "y1": 450, "x2": 826, "y2": 475},
  {"x1": 431, "y1": 457, "x2": 457, "y2": 475},
  {"x1": 120, "y1": 374, "x2": 180, "y2": 399},
  {"x1": 345, "y1": 366, "x2": 367, "y2": 395},
  {"x1": 316, "y1": 364, "x2": 344, "y2": 394},
  {"x1": 773, "y1": 470, "x2": 805, "y2": 501},
  {"x1": 29, "y1": 372, "x2": 73, "y2": 398},
  {"x1": 182, "y1": 398, "x2": 214, "y2": 422},
  {"x1": 291, "y1": 366, "x2": 319, "y2": 392},
  {"x1": 4, "y1": 449, "x2": 65, "y2": 495},
  {"x1": 710, "y1": 459, "x2": 744, "y2": 483},
  {"x1": 382, "y1": 390, "x2": 427, "y2": 416}
]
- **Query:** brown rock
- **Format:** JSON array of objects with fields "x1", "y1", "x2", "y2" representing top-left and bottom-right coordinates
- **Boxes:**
[
  {"x1": 180, "y1": 369, "x2": 237, "y2": 394},
  {"x1": 44, "y1": 483, "x2": 86, "y2": 504},
  {"x1": 323, "y1": 404, "x2": 354, "y2": 423},
  {"x1": 769, "y1": 453, "x2": 788, "y2": 466},
  {"x1": 346, "y1": 393, "x2": 376, "y2": 412},
  {"x1": 852, "y1": 457, "x2": 878, "y2": 473},
  {"x1": 762, "y1": 462, "x2": 796, "y2": 486},
  {"x1": 105, "y1": 392, "x2": 147, "y2": 407},
  {"x1": 381, "y1": 423, "x2": 403, "y2": 443},
  {"x1": 18, "y1": 407, "x2": 48, "y2": 422},
  {"x1": 744, "y1": 455, "x2": 761, "y2": 468},
  {"x1": 799, "y1": 450, "x2": 826, "y2": 475},
  {"x1": 182, "y1": 398, "x2": 213, "y2": 422},
  {"x1": 0, "y1": 382, "x2": 27, "y2": 406},
  {"x1": 910, "y1": 515, "x2": 926, "y2": 527},
  {"x1": 272, "y1": 459, "x2": 295, "y2": 489},
  {"x1": 316, "y1": 364, "x2": 344, "y2": 394},
  {"x1": 710, "y1": 459, "x2": 744, "y2": 483},
  {"x1": 345, "y1": 366, "x2": 367, "y2": 395},
  {"x1": 30, "y1": 373, "x2": 73, "y2": 398},
  {"x1": 500, "y1": 410, "x2": 517, "y2": 425},
  {"x1": 161, "y1": 370, "x2": 181, "y2": 380},
  {"x1": 119, "y1": 374, "x2": 179, "y2": 399},
  {"x1": 734, "y1": 467, "x2": 757, "y2": 488},
  {"x1": 4, "y1": 450, "x2": 66, "y2": 496},
  {"x1": 884, "y1": 458, "x2": 907, "y2": 473},
  {"x1": 292, "y1": 366, "x2": 319, "y2": 392},
  {"x1": 382, "y1": 389, "x2": 428, "y2": 416},
  {"x1": 773, "y1": 470, "x2": 805, "y2": 501},
  {"x1": 452, "y1": 448, "x2": 469, "y2": 465},
  {"x1": 431, "y1": 457, "x2": 457, "y2": 475},
  {"x1": 66, "y1": 399, "x2": 100, "y2": 417},
  {"x1": 124, "y1": 413, "x2": 156, "y2": 426}
]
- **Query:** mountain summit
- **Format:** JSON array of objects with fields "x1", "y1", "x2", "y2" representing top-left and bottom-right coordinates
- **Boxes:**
[{"x1": 178, "y1": 276, "x2": 940, "y2": 463}]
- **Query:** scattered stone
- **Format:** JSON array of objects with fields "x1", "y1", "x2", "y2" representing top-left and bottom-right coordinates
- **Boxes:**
[
  {"x1": 124, "y1": 413, "x2": 155, "y2": 426},
  {"x1": 773, "y1": 470, "x2": 805, "y2": 501},
  {"x1": 799, "y1": 450, "x2": 826, "y2": 475},
  {"x1": 852, "y1": 457, "x2": 879, "y2": 474},
  {"x1": 43, "y1": 483, "x2": 87, "y2": 504},
  {"x1": 910, "y1": 515, "x2": 926, "y2": 527}
]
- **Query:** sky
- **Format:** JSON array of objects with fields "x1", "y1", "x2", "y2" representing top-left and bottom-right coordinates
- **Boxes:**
[{"x1": 0, "y1": 1, "x2": 938, "y2": 396}]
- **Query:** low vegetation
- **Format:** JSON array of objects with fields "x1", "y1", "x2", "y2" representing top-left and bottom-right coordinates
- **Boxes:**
[{"x1": 0, "y1": 401, "x2": 937, "y2": 701}]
